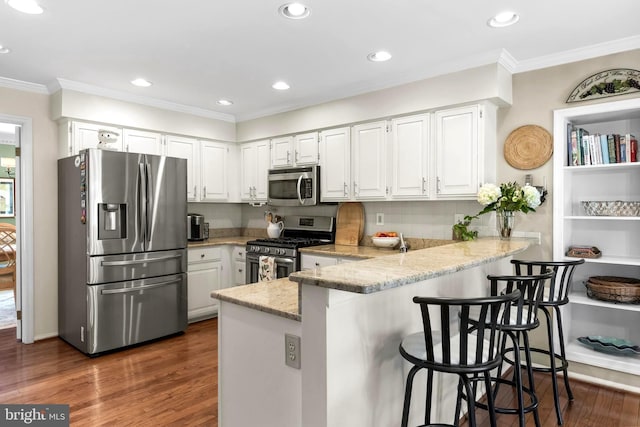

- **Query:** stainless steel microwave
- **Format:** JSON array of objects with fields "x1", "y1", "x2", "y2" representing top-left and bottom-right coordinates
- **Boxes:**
[{"x1": 267, "y1": 165, "x2": 319, "y2": 206}]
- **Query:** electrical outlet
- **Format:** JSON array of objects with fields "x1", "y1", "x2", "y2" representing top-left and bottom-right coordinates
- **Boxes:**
[
  {"x1": 285, "y1": 334, "x2": 301, "y2": 369},
  {"x1": 376, "y1": 213, "x2": 384, "y2": 225},
  {"x1": 454, "y1": 214, "x2": 465, "y2": 224}
]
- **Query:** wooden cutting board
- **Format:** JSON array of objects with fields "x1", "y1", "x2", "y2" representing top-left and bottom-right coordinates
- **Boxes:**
[{"x1": 335, "y1": 202, "x2": 364, "y2": 246}]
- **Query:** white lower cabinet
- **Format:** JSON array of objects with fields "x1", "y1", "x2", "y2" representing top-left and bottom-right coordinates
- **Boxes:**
[
  {"x1": 232, "y1": 245, "x2": 246, "y2": 286},
  {"x1": 300, "y1": 254, "x2": 357, "y2": 270},
  {"x1": 187, "y1": 247, "x2": 223, "y2": 322}
]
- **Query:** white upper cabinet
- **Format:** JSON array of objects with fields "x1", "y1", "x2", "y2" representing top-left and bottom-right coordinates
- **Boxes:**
[
  {"x1": 271, "y1": 136, "x2": 294, "y2": 168},
  {"x1": 60, "y1": 121, "x2": 123, "y2": 156},
  {"x1": 351, "y1": 121, "x2": 388, "y2": 200},
  {"x1": 294, "y1": 132, "x2": 319, "y2": 165},
  {"x1": 271, "y1": 132, "x2": 319, "y2": 168},
  {"x1": 390, "y1": 113, "x2": 430, "y2": 199},
  {"x1": 320, "y1": 127, "x2": 351, "y2": 201},
  {"x1": 434, "y1": 104, "x2": 495, "y2": 198},
  {"x1": 165, "y1": 135, "x2": 199, "y2": 202},
  {"x1": 240, "y1": 140, "x2": 270, "y2": 202},
  {"x1": 123, "y1": 129, "x2": 164, "y2": 155},
  {"x1": 200, "y1": 141, "x2": 228, "y2": 202}
]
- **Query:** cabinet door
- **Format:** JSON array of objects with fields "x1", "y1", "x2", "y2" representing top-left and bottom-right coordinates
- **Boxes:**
[
  {"x1": 435, "y1": 105, "x2": 479, "y2": 197},
  {"x1": 71, "y1": 122, "x2": 123, "y2": 153},
  {"x1": 320, "y1": 127, "x2": 351, "y2": 201},
  {"x1": 187, "y1": 262, "x2": 222, "y2": 318},
  {"x1": 240, "y1": 143, "x2": 257, "y2": 200},
  {"x1": 352, "y1": 121, "x2": 388, "y2": 199},
  {"x1": 123, "y1": 129, "x2": 163, "y2": 155},
  {"x1": 391, "y1": 114, "x2": 430, "y2": 198},
  {"x1": 200, "y1": 141, "x2": 228, "y2": 201},
  {"x1": 240, "y1": 140, "x2": 270, "y2": 201},
  {"x1": 271, "y1": 136, "x2": 293, "y2": 168},
  {"x1": 294, "y1": 132, "x2": 319, "y2": 165},
  {"x1": 166, "y1": 135, "x2": 199, "y2": 202}
]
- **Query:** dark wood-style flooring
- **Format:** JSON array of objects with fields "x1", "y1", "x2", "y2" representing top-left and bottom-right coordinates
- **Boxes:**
[{"x1": 1, "y1": 318, "x2": 639, "y2": 426}]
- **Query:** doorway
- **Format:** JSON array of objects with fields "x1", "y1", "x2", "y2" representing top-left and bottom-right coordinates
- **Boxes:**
[
  {"x1": 0, "y1": 122, "x2": 18, "y2": 335},
  {"x1": 0, "y1": 113, "x2": 34, "y2": 344}
]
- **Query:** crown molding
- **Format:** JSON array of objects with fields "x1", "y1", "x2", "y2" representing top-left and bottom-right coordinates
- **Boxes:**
[
  {"x1": 50, "y1": 78, "x2": 236, "y2": 123},
  {"x1": 514, "y1": 35, "x2": 640, "y2": 73},
  {"x1": 497, "y1": 49, "x2": 518, "y2": 74},
  {"x1": 0, "y1": 76, "x2": 48, "y2": 94}
]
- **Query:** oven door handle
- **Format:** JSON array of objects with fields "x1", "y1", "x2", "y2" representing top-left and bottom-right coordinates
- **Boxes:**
[
  {"x1": 276, "y1": 258, "x2": 295, "y2": 265},
  {"x1": 297, "y1": 175, "x2": 305, "y2": 205}
]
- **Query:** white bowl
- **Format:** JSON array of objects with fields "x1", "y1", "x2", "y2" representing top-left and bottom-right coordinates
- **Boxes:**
[{"x1": 372, "y1": 236, "x2": 400, "y2": 248}]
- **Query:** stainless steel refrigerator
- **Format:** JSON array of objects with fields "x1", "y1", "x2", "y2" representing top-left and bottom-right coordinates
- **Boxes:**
[{"x1": 58, "y1": 149, "x2": 188, "y2": 355}]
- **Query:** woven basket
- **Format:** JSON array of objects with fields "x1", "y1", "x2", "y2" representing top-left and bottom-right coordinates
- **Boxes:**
[
  {"x1": 585, "y1": 276, "x2": 640, "y2": 304},
  {"x1": 582, "y1": 201, "x2": 640, "y2": 216}
]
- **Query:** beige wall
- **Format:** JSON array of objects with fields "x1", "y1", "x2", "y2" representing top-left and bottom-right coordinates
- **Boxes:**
[{"x1": 0, "y1": 86, "x2": 58, "y2": 339}]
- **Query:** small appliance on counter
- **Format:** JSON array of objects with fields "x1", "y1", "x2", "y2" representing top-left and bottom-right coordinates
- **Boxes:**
[{"x1": 187, "y1": 213, "x2": 207, "y2": 241}]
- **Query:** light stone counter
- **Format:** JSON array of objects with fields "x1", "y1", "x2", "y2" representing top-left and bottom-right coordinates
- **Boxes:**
[
  {"x1": 299, "y1": 238, "x2": 454, "y2": 259},
  {"x1": 289, "y1": 238, "x2": 531, "y2": 294},
  {"x1": 212, "y1": 278, "x2": 300, "y2": 321},
  {"x1": 187, "y1": 236, "x2": 253, "y2": 247}
]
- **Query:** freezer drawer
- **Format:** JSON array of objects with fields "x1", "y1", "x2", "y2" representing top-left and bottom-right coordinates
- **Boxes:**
[
  {"x1": 88, "y1": 249, "x2": 186, "y2": 284},
  {"x1": 86, "y1": 273, "x2": 187, "y2": 354}
]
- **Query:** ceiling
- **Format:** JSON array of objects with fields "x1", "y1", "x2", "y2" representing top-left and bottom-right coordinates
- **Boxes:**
[{"x1": 0, "y1": 0, "x2": 638, "y2": 122}]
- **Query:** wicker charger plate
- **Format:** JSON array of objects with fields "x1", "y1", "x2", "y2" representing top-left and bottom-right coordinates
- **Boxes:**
[{"x1": 504, "y1": 125, "x2": 553, "y2": 170}]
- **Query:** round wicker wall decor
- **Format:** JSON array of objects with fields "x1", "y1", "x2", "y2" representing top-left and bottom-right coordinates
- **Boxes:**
[{"x1": 503, "y1": 124, "x2": 553, "y2": 170}]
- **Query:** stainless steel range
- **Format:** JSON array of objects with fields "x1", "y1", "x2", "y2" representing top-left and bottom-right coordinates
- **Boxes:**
[{"x1": 246, "y1": 215, "x2": 335, "y2": 283}]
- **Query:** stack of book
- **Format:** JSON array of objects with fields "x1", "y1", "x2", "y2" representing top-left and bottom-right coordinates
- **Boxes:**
[{"x1": 568, "y1": 128, "x2": 638, "y2": 166}]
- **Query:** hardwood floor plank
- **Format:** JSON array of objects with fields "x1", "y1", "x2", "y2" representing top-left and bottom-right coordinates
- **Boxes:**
[
  {"x1": 0, "y1": 319, "x2": 217, "y2": 426},
  {"x1": 1, "y1": 318, "x2": 639, "y2": 426}
]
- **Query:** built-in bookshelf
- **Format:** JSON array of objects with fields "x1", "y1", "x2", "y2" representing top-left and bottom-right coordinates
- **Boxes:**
[{"x1": 553, "y1": 97, "x2": 640, "y2": 377}]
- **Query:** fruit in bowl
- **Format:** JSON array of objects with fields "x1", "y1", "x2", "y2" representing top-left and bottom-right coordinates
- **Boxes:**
[{"x1": 372, "y1": 232, "x2": 400, "y2": 248}]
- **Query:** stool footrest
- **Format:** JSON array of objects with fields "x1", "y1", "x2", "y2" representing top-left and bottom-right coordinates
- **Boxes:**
[{"x1": 473, "y1": 377, "x2": 539, "y2": 416}]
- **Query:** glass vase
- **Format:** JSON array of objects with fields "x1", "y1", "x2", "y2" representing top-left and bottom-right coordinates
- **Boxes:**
[{"x1": 496, "y1": 211, "x2": 515, "y2": 239}]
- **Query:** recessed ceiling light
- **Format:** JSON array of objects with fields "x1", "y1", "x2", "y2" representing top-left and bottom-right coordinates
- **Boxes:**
[
  {"x1": 278, "y1": 2, "x2": 310, "y2": 19},
  {"x1": 0, "y1": 45, "x2": 10, "y2": 54},
  {"x1": 367, "y1": 51, "x2": 392, "y2": 62},
  {"x1": 217, "y1": 99, "x2": 233, "y2": 106},
  {"x1": 6, "y1": 0, "x2": 43, "y2": 14},
  {"x1": 272, "y1": 81, "x2": 290, "y2": 90},
  {"x1": 487, "y1": 11, "x2": 519, "y2": 28},
  {"x1": 131, "y1": 78, "x2": 152, "y2": 87}
]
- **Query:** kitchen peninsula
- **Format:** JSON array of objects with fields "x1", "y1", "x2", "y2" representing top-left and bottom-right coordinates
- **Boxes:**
[{"x1": 212, "y1": 238, "x2": 532, "y2": 427}]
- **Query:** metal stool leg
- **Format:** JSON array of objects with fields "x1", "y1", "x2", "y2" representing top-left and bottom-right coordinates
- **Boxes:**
[
  {"x1": 522, "y1": 331, "x2": 541, "y2": 427},
  {"x1": 555, "y1": 306, "x2": 574, "y2": 401},
  {"x1": 402, "y1": 365, "x2": 422, "y2": 427}
]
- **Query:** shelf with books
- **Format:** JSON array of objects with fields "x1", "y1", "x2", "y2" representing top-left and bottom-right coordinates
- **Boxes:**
[{"x1": 554, "y1": 97, "x2": 640, "y2": 379}]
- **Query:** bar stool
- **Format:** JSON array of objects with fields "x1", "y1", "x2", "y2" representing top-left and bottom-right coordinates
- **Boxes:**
[
  {"x1": 510, "y1": 259, "x2": 585, "y2": 425},
  {"x1": 467, "y1": 272, "x2": 553, "y2": 427},
  {"x1": 399, "y1": 291, "x2": 521, "y2": 427}
]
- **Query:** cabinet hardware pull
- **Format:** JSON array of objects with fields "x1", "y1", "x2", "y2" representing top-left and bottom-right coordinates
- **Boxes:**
[
  {"x1": 353, "y1": 181, "x2": 358, "y2": 196},
  {"x1": 295, "y1": 150, "x2": 298, "y2": 163},
  {"x1": 343, "y1": 182, "x2": 348, "y2": 196},
  {"x1": 436, "y1": 178, "x2": 441, "y2": 193},
  {"x1": 422, "y1": 177, "x2": 426, "y2": 194},
  {"x1": 287, "y1": 151, "x2": 290, "y2": 163},
  {"x1": 203, "y1": 186, "x2": 207, "y2": 197},
  {"x1": 200, "y1": 254, "x2": 205, "y2": 258},
  {"x1": 193, "y1": 186, "x2": 197, "y2": 197}
]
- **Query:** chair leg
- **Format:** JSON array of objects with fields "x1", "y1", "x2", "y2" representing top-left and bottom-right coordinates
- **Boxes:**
[
  {"x1": 483, "y1": 371, "x2": 498, "y2": 427},
  {"x1": 401, "y1": 365, "x2": 422, "y2": 427},
  {"x1": 461, "y1": 376, "x2": 477, "y2": 427},
  {"x1": 542, "y1": 306, "x2": 564, "y2": 425},
  {"x1": 425, "y1": 369, "x2": 434, "y2": 426},
  {"x1": 454, "y1": 377, "x2": 464, "y2": 427},
  {"x1": 509, "y1": 331, "x2": 526, "y2": 427},
  {"x1": 522, "y1": 332, "x2": 541, "y2": 427},
  {"x1": 555, "y1": 306, "x2": 574, "y2": 401}
]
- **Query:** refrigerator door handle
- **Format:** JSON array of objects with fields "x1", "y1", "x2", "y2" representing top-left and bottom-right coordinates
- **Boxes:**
[
  {"x1": 100, "y1": 278, "x2": 182, "y2": 295},
  {"x1": 100, "y1": 253, "x2": 183, "y2": 267},
  {"x1": 139, "y1": 162, "x2": 148, "y2": 244}
]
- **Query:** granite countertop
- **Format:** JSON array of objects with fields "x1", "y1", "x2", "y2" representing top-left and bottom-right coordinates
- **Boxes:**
[
  {"x1": 300, "y1": 238, "x2": 454, "y2": 259},
  {"x1": 212, "y1": 278, "x2": 301, "y2": 322},
  {"x1": 212, "y1": 238, "x2": 532, "y2": 320},
  {"x1": 289, "y1": 238, "x2": 531, "y2": 294},
  {"x1": 188, "y1": 236, "x2": 253, "y2": 248}
]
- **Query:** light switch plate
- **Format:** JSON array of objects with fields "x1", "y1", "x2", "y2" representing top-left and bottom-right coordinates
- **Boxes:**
[{"x1": 376, "y1": 213, "x2": 384, "y2": 225}]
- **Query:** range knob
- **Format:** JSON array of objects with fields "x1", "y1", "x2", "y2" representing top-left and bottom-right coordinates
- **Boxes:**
[
  {"x1": 262, "y1": 247, "x2": 271, "y2": 254},
  {"x1": 276, "y1": 248, "x2": 286, "y2": 256}
]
